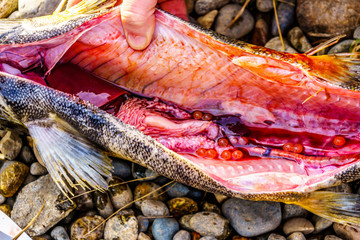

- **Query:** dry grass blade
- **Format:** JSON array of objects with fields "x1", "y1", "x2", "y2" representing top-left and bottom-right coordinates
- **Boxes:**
[
  {"x1": 305, "y1": 35, "x2": 346, "y2": 56},
  {"x1": 226, "y1": 0, "x2": 251, "y2": 29},
  {"x1": 272, "y1": 0, "x2": 285, "y2": 51},
  {"x1": 86, "y1": 180, "x2": 176, "y2": 236},
  {"x1": 12, "y1": 201, "x2": 46, "y2": 240}
]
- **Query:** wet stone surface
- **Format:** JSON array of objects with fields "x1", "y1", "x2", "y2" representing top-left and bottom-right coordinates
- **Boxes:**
[
  {"x1": 71, "y1": 215, "x2": 104, "y2": 240},
  {"x1": 104, "y1": 214, "x2": 138, "y2": 240},
  {"x1": 152, "y1": 218, "x2": 180, "y2": 240},
  {"x1": 0, "y1": 161, "x2": 29, "y2": 197}
]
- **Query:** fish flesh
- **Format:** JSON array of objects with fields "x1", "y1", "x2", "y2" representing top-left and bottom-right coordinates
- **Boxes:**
[{"x1": 0, "y1": 0, "x2": 360, "y2": 224}]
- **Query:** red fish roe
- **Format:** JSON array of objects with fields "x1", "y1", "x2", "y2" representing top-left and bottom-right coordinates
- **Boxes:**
[
  {"x1": 333, "y1": 136, "x2": 346, "y2": 147},
  {"x1": 293, "y1": 143, "x2": 304, "y2": 154},
  {"x1": 218, "y1": 137, "x2": 229, "y2": 147},
  {"x1": 202, "y1": 113, "x2": 213, "y2": 121},
  {"x1": 238, "y1": 136, "x2": 249, "y2": 145},
  {"x1": 193, "y1": 111, "x2": 203, "y2": 120},
  {"x1": 220, "y1": 150, "x2": 232, "y2": 160},
  {"x1": 206, "y1": 149, "x2": 218, "y2": 158},
  {"x1": 232, "y1": 150, "x2": 244, "y2": 160},
  {"x1": 283, "y1": 143, "x2": 293, "y2": 152},
  {"x1": 196, "y1": 148, "x2": 206, "y2": 156}
]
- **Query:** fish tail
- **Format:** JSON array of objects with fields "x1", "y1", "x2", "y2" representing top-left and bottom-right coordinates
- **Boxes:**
[
  {"x1": 305, "y1": 53, "x2": 360, "y2": 91},
  {"x1": 290, "y1": 191, "x2": 360, "y2": 225}
]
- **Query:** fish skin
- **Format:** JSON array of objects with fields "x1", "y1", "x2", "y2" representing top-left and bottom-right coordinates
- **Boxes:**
[{"x1": 0, "y1": 1, "x2": 360, "y2": 224}]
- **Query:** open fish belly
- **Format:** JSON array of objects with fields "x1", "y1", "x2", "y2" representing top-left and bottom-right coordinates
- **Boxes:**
[{"x1": 1, "y1": 2, "x2": 360, "y2": 224}]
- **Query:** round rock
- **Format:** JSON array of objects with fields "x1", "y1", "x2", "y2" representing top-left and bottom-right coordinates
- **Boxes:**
[
  {"x1": 265, "y1": 37, "x2": 297, "y2": 53},
  {"x1": 152, "y1": 218, "x2": 179, "y2": 240},
  {"x1": 0, "y1": 131, "x2": 22, "y2": 160},
  {"x1": 282, "y1": 204, "x2": 308, "y2": 220},
  {"x1": 324, "y1": 235, "x2": 343, "y2": 240},
  {"x1": 104, "y1": 214, "x2": 138, "y2": 240},
  {"x1": 141, "y1": 199, "x2": 170, "y2": 217},
  {"x1": 251, "y1": 18, "x2": 269, "y2": 46},
  {"x1": 19, "y1": 145, "x2": 36, "y2": 164},
  {"x1": 18, "y1": 0, "x2": 62, "y2": 18},
  {"x1": 109, "y1": 178, "x2": 133, "y2": 210},
  {"x1": 134, "y1": 182, "x2": 167, "y2": 208},
  {"x1": 328, "y1": 40, "x2": 355, "y2": 54},
  {"x1": 0, "y1": 204, "x2": 11, "y2": 216},
  {"x1": 0, "y1": 161, "x2": 29, "y2": 197},
  {"x1": 215, "y1": 4, "x2": 255, "y2": 39},
  {"x1": 94, "y1": 191, "x2": 114, "y2": 218},
  {"x1": 112, "y1": 159, "x2": 131, "y2": 179},
  {"x1": 190, "y1": 211, "x2": 230, "y2": 239},
  {"x1": 201, "y1": 201, "x2": 221, "y2": 214},
  {"x1": 312, "y1": 215, "x2": 332, "y2": 233},
  {"x1": 297, "y1": 0, "x2": 360, "y2": 38},
  {"x1": 287, "y1": 27, "x2": 312, "y2": 53},
  {"x1": 195, "y1": 0, "x2": 230, "y2": 15},
  {"x1": 271, "y1": 0, "x2": 295, "y2": 36},
  {"x1": 199, "y1": 236, "x2": 217, "y2": 240},
  {"x1": 354, "y1": 26, "x2": 360, "y2": 39},
  {"x1": 0, "y1": 194, "x2": 5, "y2": 204},
  {"x1": 287, "y1": 232, "x2": 306, "y2": 240},
  {"x1": 197, "y1": 10, "x2": 218, "y2": 29},
  {"x1": 165, "y1": 182, "x2": 190, "y2": 198},
  {"x1": 222, "y1": 198, "x2": 281, "y2": 237},
  {"x1": 167, "y1": 197, "x2": 198, "y2": 217},
  {"x1": 71, "y1": 215, "x2": 104, "y2": 240},
  {"x1": 333, "y1": 223, "x2": 360, "y2": 240},
  {"x1": 256, "y1": 0, "x2": 273, "y2": 12},
  {"x1": 138, "y1": 232, "x2": 151, "y2": 240},
  {"x1": 268, "y1": 233, "x2": 286, "y2": 240},
  {"x1": 137, "y1": 215, "x2": 149, "y2": 232},
  {"x1": 30, "y1": 162, "x2": 48, "y2": 176},
  {"x1": 0, "y1": 0, "x2": 17, "y2": 18},
  {"x1": 173, "y1": 230, "x2": 191, "y2": 240},
  {"x1": 283, "y1": 218, "x2": 314, "y2": 235},
  {"x1": 50, "y1": 226, "x2": 70, "y2": 240}
]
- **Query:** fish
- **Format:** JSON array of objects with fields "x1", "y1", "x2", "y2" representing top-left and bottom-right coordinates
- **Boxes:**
[{"x1": 0, "y1": 0, "x2": 360, "y2": 225}]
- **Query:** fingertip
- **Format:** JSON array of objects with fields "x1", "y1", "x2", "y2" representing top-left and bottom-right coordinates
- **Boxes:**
[{"x1": 126, "y1": 33, "x2": 148, "y2": 50}]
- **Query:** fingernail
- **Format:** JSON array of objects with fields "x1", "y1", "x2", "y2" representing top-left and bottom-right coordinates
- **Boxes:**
[{"x1": 127, "y1": 33, "x2": 147, "y2": 50}]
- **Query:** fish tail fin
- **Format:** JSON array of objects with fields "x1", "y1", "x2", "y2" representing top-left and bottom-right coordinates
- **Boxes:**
[
  {"x1": 26, "y1": 114, "x2": 113, "y2": 197},
  {"x1": 305, "y1": 53, "x2": 360, "y2": 90},
  {"x1": 292, "y1": 191, "x2": 360, "y2": 225}
]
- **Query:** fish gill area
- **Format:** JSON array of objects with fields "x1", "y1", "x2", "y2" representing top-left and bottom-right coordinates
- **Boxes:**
[{"x1": 0, "y1": 0, "x2": 360, "y2": 240}]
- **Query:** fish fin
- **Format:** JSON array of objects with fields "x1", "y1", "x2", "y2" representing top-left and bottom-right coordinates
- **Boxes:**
[
  {"x1": 293, "y1": 191, "x2": 360, "y2": 225},
  {"x1": 305, "y1": 53, "x2": 360, "y2": 91},
  {"x1": 26, "y1": 114, "x2": 112, "y2": 197},
  {"x1": 0, "y1": 0, "x2": 115, "y2": 35}
]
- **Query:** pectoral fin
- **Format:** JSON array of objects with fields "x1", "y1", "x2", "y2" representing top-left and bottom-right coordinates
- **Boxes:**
[{"x1": 26, "y1": 114, "x2": 112, "y2": 197}]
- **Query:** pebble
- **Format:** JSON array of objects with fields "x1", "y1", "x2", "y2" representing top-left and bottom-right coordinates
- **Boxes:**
[
  {"x1": 167, "y1": 197, "x2": 198, "y2": 217},
  {"x1": 287, "y1": 232, "x2": 306, "y2": 240},
  {"x1": 32, "y1": 235, "x2": 52, "y2": 240},
  {"x1": 251, "y1": 18, "x2": 269, "y2": 46},
  {"x1": 297, "y1": 0, "x2": 360, "y2": 38},
  {"x1": 190, "y1": 211, "x2": 230, "y2": 238},
  {"x1": 11, "y1": 175, "x2": 75, "y2": 236},
  {"x1": 256, "y1": 0, "x2": 273, "y2": 12},
  {"x1": 199, "y1": 236, "x2": 217, "y2": 240},
  {"x1": 179, "y1": 214, "x2": 193, "y2": 231},
  {"x1": 186, "y1": 188, "x2": 204, "y2": 201},
  {"x1": 74, "y1": 187, "x2": 94, "y2": 211},
  {"x1": 108, "y1": 177, "x2": 133, "y2": 210},
  {"x1": 134, "y1": 182, "x2": 167, "y2": 208},
  {"x1": 104, "y1": 214, "x2": 138, "y2": 240},
  {"x1": 0, "y1": 203, "x2": 11, "y2": 216},
  {"x1": 333, "y1": 223, "x2": 360, "y2": 240},
  {"x1": 214, "y1": 193, "x2": 228, "y2": 204},
  {"x1": 354, "y1": 26, "x2": 360, "y2": 39},
  {"x1": 287, "y1": 27, "x2": 312, "y2": 53},
  {"x1": 195, "y1": 0, "x2": 230, "y2": 15},
  {"x1": 222, "y1": 198, "x2": 281, "y2": 237},
  {"x1": 19, "y1": 145, "x2": 36, "y2": 164},
  {"x1": 0, "y1": 131, "x2": 22, "y2": 160},
  {"x1": 312, "y1": 215, "x2": 332, "y2": 233},
  {"x1": 268, "y1": 233, "x2": 286, "y2": 240},
  {"x1": 50, "y1": 226, "x2": 70, "y2": 240},
  {"x1": 138, "y1": 232, "x2": 152, "y2": 240},
  {"x1": 0, "y1": 161, "x2": 29, "y2": 197},
  {"x1": 71, "y1": 215, "x2": 104, "y2": 240},
  {"x1": 265, "y1": 37, "x2": 297, "y2": 53},
  {"x1": 17, "y1": 0, "x2": 62, "y2": 18},
  {"x1": 0, "y1": 0, "x2": 17, "y2": 18},
  {"x1": 152, "y1": 218, "x2": 179, "y2": 240},
  {"x1": 137, "y1": 215, "x2": 149, "y2": 232},
  {"x1": 165, "y1": 182, "x2": 190, "y2": 198},
  {"x1": 197, "y1": 10, "x2": 218, "y2": 29},
  {"x1": 201, "y1": 201, "x2": 221, "y2": 214},
  {"x1": 328, "y1": 40, "x2": 355, "y2": 54},
  {"x1": 22, "y1": 174, "x2": 37, "y2": 186},
  {"x1": 0, "y1": 193, "x2": 5, "y2": 204},
  {"x1": 283, "y1": 218, "x2": 314, "y2": 235},
  {"x1": 132, "y1": 163, "x2": 159, "y2": 181},
  {"x1": 112, "y1": 159, "x2": 131, "y2": 179},
  {"x1": 141, "y1": 199, "x2": 170, "y2": 217},
  {"x1": 30, "y1": 162, "x2": 48, "y2": 176},
  {"x1": 324, "y1": 235, "x2": 343, "y2": 240},
  {"x1": 214, "y1": 4, "x2": 255, "y2": 39},
  {"x1": 282, "y1": 204, "x2": 308, "y2": 220},
  {"x1": 173, "y1": 230, "x2": 191, "y2": 240},
  {"x1": 271, "y1": 0, "x2": 295, "y2": 36},
  {"x1": 185, "y1": 0, "x2": 194, "y2": 14},
  {"x1": 93, "y1": 191, "x2": 114, "y2": 218}
]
